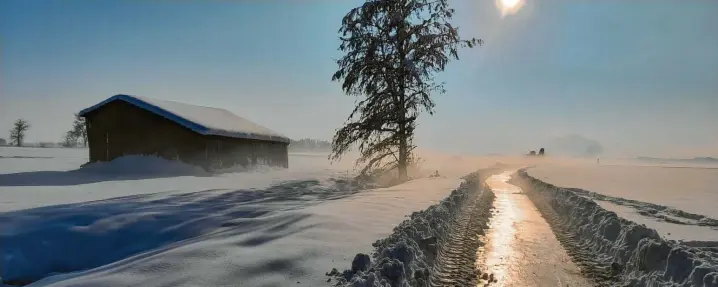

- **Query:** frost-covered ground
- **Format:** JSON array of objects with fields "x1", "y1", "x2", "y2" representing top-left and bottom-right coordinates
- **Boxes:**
[
  {"x1": 0, "y1": 147, "x2": 478, "y2": 286},
  {"x1": 528, "y1": 163, "x2": 718, "y2": 241}
]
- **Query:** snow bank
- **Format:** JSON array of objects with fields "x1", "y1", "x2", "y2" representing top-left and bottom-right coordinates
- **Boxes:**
[
  {"x1": 528, "y1": 164, "x2": 718, "y2": 219},
  {"x1": 79, "y1": 155, "x2": 288, "y2": 176},
  {"x1": 514, "y1": 170, "x2": 718, "y2": 287},
  {"x1": 329, "y1": 171, "x2": 493, "y2": 286},
  {"x1": 565, "y1": 187, "x2": 718, "y2": 228},
  {"x1": 79, "y1": 155, "x2": 209, "y2": 176}
]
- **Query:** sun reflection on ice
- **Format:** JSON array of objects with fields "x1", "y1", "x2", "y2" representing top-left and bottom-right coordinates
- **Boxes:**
[{"x1": 478, "y1": 171, "x2": 523, "y2": 286}]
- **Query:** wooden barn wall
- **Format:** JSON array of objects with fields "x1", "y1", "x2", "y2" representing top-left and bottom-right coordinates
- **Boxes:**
[
  {"x1": 203, "y1": 136, "x2": 289, "y2": 169},
  {"x1": 83, "y1": 101, "x2": 288, "y2": 169}
]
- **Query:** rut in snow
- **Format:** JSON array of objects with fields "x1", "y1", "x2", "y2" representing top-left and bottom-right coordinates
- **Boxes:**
[
  {"x1": 428, "y1": 183, "x2": 494, "y2": 286},
  {"x1": 327, "y1": 170, "x2": 498, "y2": 287}
]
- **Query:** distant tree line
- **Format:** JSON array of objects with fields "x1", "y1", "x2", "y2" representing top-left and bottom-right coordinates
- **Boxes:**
[
  {"x1": 289, "y1": 138, "x2": 331, "y2": 152},
  {"x1": 3, "y1": 114, "x2": 88, "y2": 148}
]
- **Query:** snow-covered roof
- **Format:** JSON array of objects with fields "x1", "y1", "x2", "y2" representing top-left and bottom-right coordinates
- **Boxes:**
[{"x1": 78, "y1": 94, "x2": 290, "y2": 143}]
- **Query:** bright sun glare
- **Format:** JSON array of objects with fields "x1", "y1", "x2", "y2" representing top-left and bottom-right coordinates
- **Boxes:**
[
  {"x1": 501, "y1": 0, "x2": 519, "y2": 9},
  {"x1": 496, "y1": 0, "x2": 525, "y2": 17}
]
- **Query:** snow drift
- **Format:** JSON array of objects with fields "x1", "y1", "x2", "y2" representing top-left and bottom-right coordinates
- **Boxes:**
[
  {"x1": 80, "y1": 155, "x2": 209, "y2": 176},
  {"x1": 0, "y1": 175, "x2": 360, "y2": 285},
  {"x1": 514, "y1": 170, "x2": 718, "y2": 287},
  {"x1": 565, "y1": 187, "x2": 718, "y2": 228}
]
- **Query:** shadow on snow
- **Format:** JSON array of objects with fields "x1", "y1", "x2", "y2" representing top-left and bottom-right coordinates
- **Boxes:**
[
  {"x1": 0, "y1": 169, "x2": 211, "y2": 186},
  {"x1": 0, "y1": 178, "x2": 361, "y2": 284}
]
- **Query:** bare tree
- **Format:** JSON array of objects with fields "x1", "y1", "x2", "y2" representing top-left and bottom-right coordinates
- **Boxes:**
[
  {"x1": 62, "y1": 130, "x2": 78, "y2": 148},
  {"x1": 71, "y1": 114, "x2": 87, "y2": 147},
  {"x1": 330, "y1": 0, "x2": 480, "y2": 181},
  {"x1": 9, "y1": 119, "x2": 30, "y2": 147}
]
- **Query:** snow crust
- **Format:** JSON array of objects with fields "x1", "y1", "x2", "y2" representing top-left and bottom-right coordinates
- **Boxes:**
[
  {"x1": 516, "y1": 170, "x2": 718, "y2": 287},
  {"x1": 78, "y1": 94, "x2": 289, "y2": 143}
]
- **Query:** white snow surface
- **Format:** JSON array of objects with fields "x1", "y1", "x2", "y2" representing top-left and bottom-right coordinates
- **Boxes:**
[
  {"x1": 0, "y1": 147, "x2": 465, "y2": 286},
  {"x1": 78, "y1": 94, "x2": 290, "y2": 143},
  {"x1": 598, "y1": 201, "x2": 718, "y2": 242},
  {"x1": 528, "y1": 163, "x2": 718, "y2": 241},
  {"x1": 528, "y1": 163, "x2": 718, "y2": 219},
  {"x1": 516, "y1": 171, "x2": 718, "y2": 287}
]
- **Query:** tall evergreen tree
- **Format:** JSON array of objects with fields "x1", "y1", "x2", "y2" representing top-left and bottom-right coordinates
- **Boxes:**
[{"x1": 330, "y1": 0, "x2": 480, "y2": 181}]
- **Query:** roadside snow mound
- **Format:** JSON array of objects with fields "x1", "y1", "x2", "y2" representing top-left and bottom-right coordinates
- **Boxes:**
[
  {"x1": 80, "y1": 155, "x2": 208, "y2": 176},
  {"x1": 515, "y1": 170, "x2": 718, "y2": 287},
  {"x1": 328, "y1": 172, "x2": 489, "y2": 286},
  {"x1": 565, "y1": 187, "x2": 718, "y2": 227},
  {"x1": 80, "y1": 156, "x2": 283, "y2": 176}
]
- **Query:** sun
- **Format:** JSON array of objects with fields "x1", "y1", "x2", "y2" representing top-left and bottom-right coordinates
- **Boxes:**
[
  {"x1": 496, "y1": 0, "x2": 525, "y2": 17},
  {"x1": 500, "y1": 0, "x2": 520, "y2": 9}
]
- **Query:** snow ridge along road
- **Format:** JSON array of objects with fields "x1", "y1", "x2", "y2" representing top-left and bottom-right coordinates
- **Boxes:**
[
  {"x1": 428, "y1": 176, "x2": 493, "y2": 286},
  {"x1": 514, "y1": 170, "x2": 718, "y2": 287},
  {"x1": 328, "y1": 170, "x2": 497, "y2": 287}
]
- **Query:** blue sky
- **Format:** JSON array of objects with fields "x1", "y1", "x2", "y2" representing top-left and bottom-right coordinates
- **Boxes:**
[{"x1": 1, "y1": 0, "x2": 716, "y2": 157}]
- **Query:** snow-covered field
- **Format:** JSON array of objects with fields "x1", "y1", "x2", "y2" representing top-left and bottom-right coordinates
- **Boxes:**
[
  {"x1": 514, "y1": 170, "x2": 718, "y2": 287},
  {"x1": 0, "y1": 147, "x2": 476, "y2": 286},
  {"x1": 528, "y1": 163, "x2": 718, "y2": 241}
]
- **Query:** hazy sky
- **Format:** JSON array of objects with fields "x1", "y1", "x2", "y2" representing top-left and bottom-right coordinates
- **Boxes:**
[{"x1": 1, "y1": 0, "x2": 716, "y2": 158}]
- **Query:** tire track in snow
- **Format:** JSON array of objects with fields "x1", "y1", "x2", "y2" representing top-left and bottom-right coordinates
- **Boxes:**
[{"x1": 429, "y1": 183, "x2": 494, "y2": 287}]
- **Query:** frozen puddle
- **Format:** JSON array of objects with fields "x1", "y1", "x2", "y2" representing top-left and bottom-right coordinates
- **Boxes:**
[{"x1": 478, "y1": 171, "x2": 591, "y2": 286}]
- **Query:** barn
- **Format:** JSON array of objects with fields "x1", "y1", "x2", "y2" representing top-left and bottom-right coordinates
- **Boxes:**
[{"x1": 78, "y1": 94, "x2": 290, "y2": 169}]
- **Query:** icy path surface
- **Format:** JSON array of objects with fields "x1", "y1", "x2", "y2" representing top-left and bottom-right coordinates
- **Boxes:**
[{"x1": 479, "y1": 171, "x2": 591, "y2": 286}]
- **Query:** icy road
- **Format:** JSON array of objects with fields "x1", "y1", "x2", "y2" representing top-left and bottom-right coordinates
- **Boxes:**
[{"x1": 479, "y1": 171, "x2": 591, "y2": 286}]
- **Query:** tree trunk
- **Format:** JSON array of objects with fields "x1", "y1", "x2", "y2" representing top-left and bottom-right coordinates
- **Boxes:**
[
  {"x1": 398, "y1": 91, "x2": 408, "y2": 182},
  {"x1": 398, "y1": 124, "x2": 408, "y2": 182}
]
